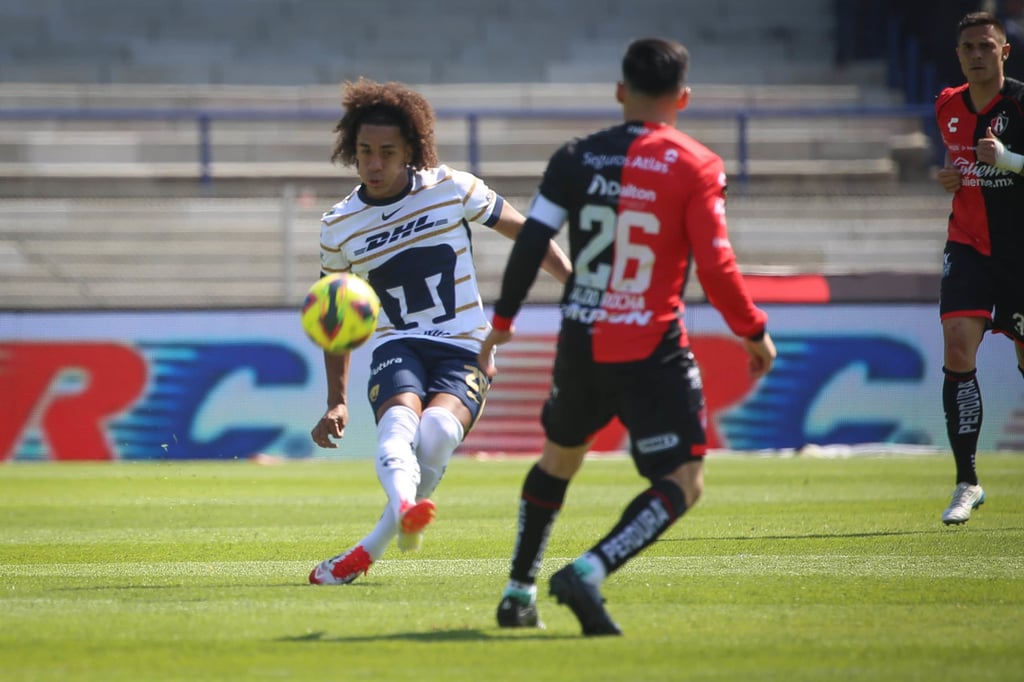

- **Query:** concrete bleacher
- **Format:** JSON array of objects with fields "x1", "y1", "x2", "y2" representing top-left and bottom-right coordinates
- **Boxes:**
[
  {"x1": 0, "y1": 0, "x2": 949, "y2": 311},
  {"x1": 0, "y1": 0, "x2": 853, "y2": 87},
  {"x1": 0, "y1": 191, "x2": 951, "y2": 310},
  {"x1": 0, "y1": 78, "x2": 927, "y2": 200}
]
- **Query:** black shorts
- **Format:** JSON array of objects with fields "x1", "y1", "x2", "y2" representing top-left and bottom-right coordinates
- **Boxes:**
[
  {"x1": 541, "y1": 327, "x2": 706, "y2": 481},
  {"x1": 940, "y1": 241, "x2": 1024, "y2": 344}
]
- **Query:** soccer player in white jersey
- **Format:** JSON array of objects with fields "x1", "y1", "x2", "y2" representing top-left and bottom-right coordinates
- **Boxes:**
[{"x1": 308, "y1": 79, "x2": 571, "y2": 585}]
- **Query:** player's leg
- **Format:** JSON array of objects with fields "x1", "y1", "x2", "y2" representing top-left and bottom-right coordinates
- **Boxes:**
[
  {"x1": 399, "y1": 398, "x2": 465, "y2": 552},
  {"x1": 414, "y1": 344, "x2": 487, "y2": 501},
  {"x1": 497, "y1": 440, "x2": 589, "y2": 629},
  {"x1": 309, "y1": 341, "x2": 428, "y2": 584},
  {"x1": 549, "y1": 340, "x2": 703, "y2": 636},
  {"x1": 497, "y1": 341, "x2": 610, "y2": 629},
  {"x1": 398, "y1": 343, "x2": 487, "y2": 551},
  {"x1": 938, "y1": 243, "x2": 992, "y2": 524},
  {"x1": 548, "y1": 462, "x2": 692, "y2": 637},
  {"x1": 415, "y1": 402, "x2": 465, "y2": 501},
  {"x1": 941, "y1": 315, "x2": 986, "y2": 485},
  {"x1": 309, "y1": 398, "x2": 423, "y2": 585}
]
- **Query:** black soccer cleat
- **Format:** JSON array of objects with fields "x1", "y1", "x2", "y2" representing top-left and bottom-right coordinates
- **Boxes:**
[
  {"x1": 496, "y1": 595, "x2": 544, "y2": 628},
  {"x1": 549, "y1": 565, "x2": 623, "y2": 636}
]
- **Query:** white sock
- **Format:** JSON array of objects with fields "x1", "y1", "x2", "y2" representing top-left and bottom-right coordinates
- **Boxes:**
[
  {"x1": 503, "y1": 580, "x2": 537, "y2": 603},
  {"x1": 356, "y1": 505, "x2": 399, "y2": 561},
  {"x1": 415, "y1": 406, "x2": 464, "y2": 500},
  {"x1": 374, "y1": 405, "x2": 421, "y2": 521}
]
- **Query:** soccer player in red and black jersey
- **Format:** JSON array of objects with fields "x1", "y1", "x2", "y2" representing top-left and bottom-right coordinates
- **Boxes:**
[
  {"x1": 935, "y1": 12, "x2": 1024, "y2": 525},
  {"x1": 477, "y1": 37, "x2": 776, "y2": 635}
]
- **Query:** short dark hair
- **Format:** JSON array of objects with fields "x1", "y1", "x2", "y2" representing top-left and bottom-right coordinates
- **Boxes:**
[
  {"x1": 957, "y1": 11, "x2": 1007, "y2": 42},
  {"x1": 621, "y1": 38, "x2": 688, "y2": 97},
  {"x1": 331, "y1": 78, "x2": 438, "y2": 169}
]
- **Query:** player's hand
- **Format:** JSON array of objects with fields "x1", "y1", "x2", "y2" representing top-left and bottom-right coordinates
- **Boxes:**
[
  {"x1": 975, "y1": 125, "x2": 1000, "y2": 166},
  {"x1": 976, "y1": 125, "x2": 1024, "y2": 173},
  {"x1": 478, "y1": 328, "x2": 514, "y2": 379},
  {"x1": 311, "y1": 403, "x2": 349, "y2": 448},
  {"x1": 935, "y1": 166, "x2": 962, "y2": 193},
  {"x1": 744, "y1": 332, "x2": 777, "y2": 379}
]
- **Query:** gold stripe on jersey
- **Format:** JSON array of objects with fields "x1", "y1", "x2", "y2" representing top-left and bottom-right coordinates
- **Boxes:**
[
  {"x1": 346, "y1": 220, "x2": 467, "y2": 269},
  {"x1": 321, "y1": 199, "x2": 463, "y2": 253}
]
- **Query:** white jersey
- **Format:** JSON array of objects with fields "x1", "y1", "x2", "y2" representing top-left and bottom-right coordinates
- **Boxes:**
[{"x1": 319, "y1": 165, "x2": 505, "y2": 354}]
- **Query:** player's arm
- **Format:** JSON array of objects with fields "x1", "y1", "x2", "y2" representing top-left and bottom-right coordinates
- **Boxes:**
[
  {"x1": 491, "y1": 202, "x2": 571, "y2": 285},
  {"x1": 479, "y1": 207, "x2": 563, "y2": 378},
  {"x1": 311, "y1": 349, "x2": 351, "y2": 448},
  {"x1": 688, "y1": 165, "x2": 775, "y2": 377},
  {"x1": 308, "y1": 259, "x2": 353, "y2": 448},
  {"x1": 936, "y1": 152, "x2": 962, "y2": 193}
]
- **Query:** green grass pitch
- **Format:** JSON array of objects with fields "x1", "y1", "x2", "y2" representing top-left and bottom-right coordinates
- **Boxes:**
[{"x1": 1, "y1": 453, "x2": 1022, "y2": 682}]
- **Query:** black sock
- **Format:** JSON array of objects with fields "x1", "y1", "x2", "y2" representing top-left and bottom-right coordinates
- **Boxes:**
[
  {"x1": 1019, "y1": 364, "x2": 1024, "y2": 381},
  {"x1": 942, "y1": 367, "x2": 981, "y2": 486},
  {"x1": 589, "y1": 478, "x2": 687, "y2": 577},
  {"x1": 508, "y1": 464, "x2": 569, "y2": 584}
]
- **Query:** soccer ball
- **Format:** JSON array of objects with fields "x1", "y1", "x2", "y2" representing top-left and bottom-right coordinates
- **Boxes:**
[{"x1": 300, "y1": 273, "x2": 380, "y2": 353}]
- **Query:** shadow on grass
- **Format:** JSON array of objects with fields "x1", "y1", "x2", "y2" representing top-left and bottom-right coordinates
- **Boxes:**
[
  {"x1": 276, "y1": 628, "x2": 576, "y2": 643},
  {"x1": 53, "y1": 581, "x2": 380, "y2": 592},
  {"x1": 662, "y1": 527, "x2": 1010, "y2": 542}
]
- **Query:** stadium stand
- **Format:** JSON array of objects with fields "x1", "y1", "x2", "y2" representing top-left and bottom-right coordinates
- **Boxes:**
[
  {"x1": 0, "y1": 0, "x2": 950, "y2": 309},
  {"x1": 0, "y1": 192, "x2": 949, "y2": 310},
  {"x1": 0, "y1": 0, "x2": 850, "y2": 86}
]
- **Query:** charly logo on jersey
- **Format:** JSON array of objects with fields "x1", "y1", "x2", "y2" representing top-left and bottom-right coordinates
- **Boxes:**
[
  {"x1": 947, "y1": 117, "x2": 959, "y2": 133},
  {"x1": 992, "y1": 111, "x2": 1009, "y2": 136},
  {"x1": 586, "y1": 174, "x2": 658, "y2": 201},
  {"x1": 355, "y1": 214, "x2": 445, "y2": 256}
]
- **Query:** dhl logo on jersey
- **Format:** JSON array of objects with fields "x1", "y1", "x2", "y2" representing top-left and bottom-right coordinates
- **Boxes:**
[{"x1": 354, "y1": 214, "x2": 446, "y2": 256}]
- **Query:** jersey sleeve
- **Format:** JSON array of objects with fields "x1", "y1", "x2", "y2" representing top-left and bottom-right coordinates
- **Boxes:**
[
  {"x1": 490, "y1": 145, "x2": 573, "y2": 322},
  {"x1": 687, "y1": 160, "x2": 767, "y2": 338},
  {"x1": 319, "y1": 208, "x2": 352, "y2": 275},
  {"x1": 531, "y1": 143, "x2": 575, "y2": 224},
  {"x1": 449, "y1": 166, "x2": 504, "y2": 227}
]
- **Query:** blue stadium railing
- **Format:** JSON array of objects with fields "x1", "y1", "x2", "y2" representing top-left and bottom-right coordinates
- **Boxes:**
[{"x1": 0, "y1": 104, "x2": 937, "y2": 191}]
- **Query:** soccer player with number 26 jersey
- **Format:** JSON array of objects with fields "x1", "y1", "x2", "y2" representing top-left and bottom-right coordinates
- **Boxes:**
[{"x1": 478, "y1": 38, "x2": 776, "y2": 635}]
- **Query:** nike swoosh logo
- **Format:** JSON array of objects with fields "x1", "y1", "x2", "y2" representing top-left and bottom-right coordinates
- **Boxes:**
[{"x1": 382, "y1": 207, "x2": 402, "y2": 220}]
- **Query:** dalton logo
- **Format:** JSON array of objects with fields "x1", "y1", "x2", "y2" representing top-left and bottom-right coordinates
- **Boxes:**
[{"x1": 586, "y1": 175, "x2": 657, "y2": 201}]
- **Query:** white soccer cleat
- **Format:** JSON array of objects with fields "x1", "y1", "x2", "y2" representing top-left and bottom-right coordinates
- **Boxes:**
[
  {"x1": 308, "y1": 545, "x2": 372, "y2": 585},
  {"x1": 941, "y1": 483, "x2": 986, "y2": 525}
]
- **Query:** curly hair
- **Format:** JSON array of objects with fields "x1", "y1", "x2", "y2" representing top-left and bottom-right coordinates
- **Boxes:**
[{"x1": 330, "y1": 78, "x2": 438, "y2": 169}]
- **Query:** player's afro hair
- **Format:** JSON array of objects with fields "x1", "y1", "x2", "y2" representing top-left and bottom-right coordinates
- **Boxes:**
[{"x1": 331, "y1": 78, "x2": 438, "y2": 169}]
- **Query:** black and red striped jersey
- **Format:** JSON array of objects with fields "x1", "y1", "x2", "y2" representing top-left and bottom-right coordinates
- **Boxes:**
[
  {"x1": 497, "y1": 120, "x2": 766, "y2": 363},
  {"x1": 936, "y1": 78, "x2": 1024, "y2": 260}
]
